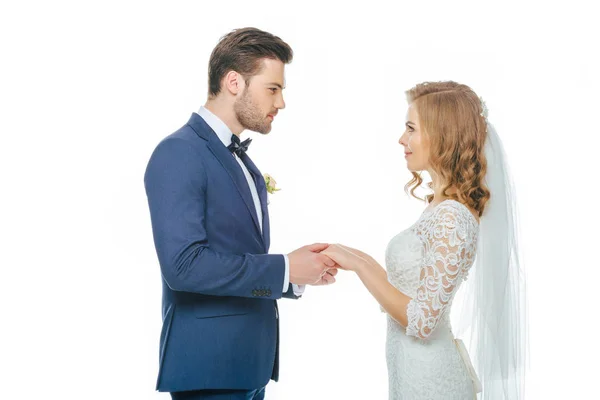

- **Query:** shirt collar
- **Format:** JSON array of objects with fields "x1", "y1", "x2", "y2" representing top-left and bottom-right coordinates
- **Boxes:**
[{"x1": 196, "y1": 106, "x2": 234, "y2": 147}]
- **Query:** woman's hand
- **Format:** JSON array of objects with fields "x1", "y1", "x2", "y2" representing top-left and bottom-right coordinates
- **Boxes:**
[
  {"x1": 336, "y1": 244, "x2": 378, "y2": 267},
  {"x1": 321, "y1": 244, "x2": 371, "y2": 272}
]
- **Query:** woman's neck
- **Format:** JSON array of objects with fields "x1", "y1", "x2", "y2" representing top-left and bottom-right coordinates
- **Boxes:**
[{"x1": 428, "y1": 170, "x2": 452, "y2": 205}]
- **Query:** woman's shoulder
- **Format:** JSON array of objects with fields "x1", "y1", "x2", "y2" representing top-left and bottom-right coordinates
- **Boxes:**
[{"x1": 422, "y1": 199, "x2": 479, "y2": 227}]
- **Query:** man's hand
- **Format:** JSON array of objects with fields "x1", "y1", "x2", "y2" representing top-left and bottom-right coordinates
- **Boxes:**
[
  {"x1": 311, "y1": 266, "x2": 338, "y2": 286},
  {"x1": 288, "y1": 243, "x2": 338, "y2": 285}
]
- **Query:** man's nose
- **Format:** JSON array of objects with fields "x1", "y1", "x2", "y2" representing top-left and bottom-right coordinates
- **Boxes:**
[{"x1": 276, "y1": 94, "x2": 286, "y2": 110}]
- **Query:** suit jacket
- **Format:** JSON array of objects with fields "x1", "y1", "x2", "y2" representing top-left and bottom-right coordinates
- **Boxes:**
[{"x1": 144, "y1": 113, "x2": 298, "y2": 392}]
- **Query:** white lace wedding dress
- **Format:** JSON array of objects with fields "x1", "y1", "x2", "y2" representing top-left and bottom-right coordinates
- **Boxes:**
[{"x1": 384, "y1": 199, "x2": 479, "y2": 400}]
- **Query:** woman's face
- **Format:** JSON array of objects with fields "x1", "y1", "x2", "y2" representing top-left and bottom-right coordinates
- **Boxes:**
[{"x1": 399, "y1": 104, "x2": 429, "y2": 172}]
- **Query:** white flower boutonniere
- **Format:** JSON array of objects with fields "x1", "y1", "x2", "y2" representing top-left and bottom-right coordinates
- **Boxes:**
[{"x1": 263, "y1": 173, "x2": 280, "y2": 195}]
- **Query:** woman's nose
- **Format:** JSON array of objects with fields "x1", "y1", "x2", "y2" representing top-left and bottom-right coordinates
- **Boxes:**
[{"x1": 399, "y1": 132, "x2": 407, "y2": 146}]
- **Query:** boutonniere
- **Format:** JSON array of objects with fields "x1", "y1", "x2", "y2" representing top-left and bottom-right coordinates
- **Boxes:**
[{"x1": 263, "y1": 173, "x2": 281, "y2": 195}]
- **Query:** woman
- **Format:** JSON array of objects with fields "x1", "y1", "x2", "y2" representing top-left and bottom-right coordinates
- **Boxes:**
[{"x1": 323, "y1": 81, "x2": 526, "y2": 399}]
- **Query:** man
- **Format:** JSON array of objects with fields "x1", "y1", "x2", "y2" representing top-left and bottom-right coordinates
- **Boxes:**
[{"x1": 144, "y1": 27, "x2": 337, "y2": 400}]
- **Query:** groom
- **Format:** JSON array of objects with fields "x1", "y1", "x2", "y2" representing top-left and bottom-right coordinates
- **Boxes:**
[{"x1": 144, "y1": 28, "x2": 338, "y2": 400}]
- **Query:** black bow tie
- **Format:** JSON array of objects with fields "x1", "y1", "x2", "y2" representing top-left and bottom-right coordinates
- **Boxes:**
[{"x1": 227, "y1": 134, "x2": 252, "y2": 157}]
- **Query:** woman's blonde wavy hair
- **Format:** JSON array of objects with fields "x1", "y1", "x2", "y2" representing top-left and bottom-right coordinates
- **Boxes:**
[{"x1": 405, "y1": 81, "x2": 490, "y2": 217}]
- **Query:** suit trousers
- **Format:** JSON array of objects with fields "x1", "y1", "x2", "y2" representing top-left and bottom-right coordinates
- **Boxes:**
[{"x1": 170, "y1": 387, "x2": 266, "y2": 400}]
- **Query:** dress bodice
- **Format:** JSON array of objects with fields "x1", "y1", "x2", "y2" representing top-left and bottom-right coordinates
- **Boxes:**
[{"x1": 385, "y1": 199, "x2": 479, "y2": 339}]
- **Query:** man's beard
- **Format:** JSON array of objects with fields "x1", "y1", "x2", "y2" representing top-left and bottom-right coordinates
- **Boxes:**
[{"x1": 234, "y1": 89, "x2": 272, "y2": 134}]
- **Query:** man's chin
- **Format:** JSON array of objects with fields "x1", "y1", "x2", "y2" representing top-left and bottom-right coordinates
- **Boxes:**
[
  {"x1": 241, "y1": 124, "x2": 270, "y2": 134},
  {"x1": 256, "y1": 125, "x2": 272, "y2": 135}
]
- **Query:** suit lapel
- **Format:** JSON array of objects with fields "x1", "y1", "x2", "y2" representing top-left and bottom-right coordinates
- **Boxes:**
[
  {"x1": 188, "y1": 114, "x2": 265, "y2": 245},
  {"x1": 241, "y1": 153, "x2": 270, "y2": 251}
]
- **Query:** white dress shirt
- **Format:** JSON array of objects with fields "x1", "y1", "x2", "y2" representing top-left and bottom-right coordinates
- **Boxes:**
[{"x1": 197, "y1": 107, "x2": 304, "y2": 296}]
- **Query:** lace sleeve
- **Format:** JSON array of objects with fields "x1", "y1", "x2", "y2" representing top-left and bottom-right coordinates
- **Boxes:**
[{"x1": 406, "y1": 204, "x2": 477, "y2": 339}]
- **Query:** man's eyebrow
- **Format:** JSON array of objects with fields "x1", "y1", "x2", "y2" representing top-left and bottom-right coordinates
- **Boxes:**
[{"x1": 267, "y1": 83, "x2": 284, "y2": 89}]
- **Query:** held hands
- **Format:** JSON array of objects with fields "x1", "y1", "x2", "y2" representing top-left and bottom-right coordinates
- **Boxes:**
[
  {"x1": 287, "y1": 242, "x2": 374, "y2": 285},
  {"x1": 320, "y1": 244, "x2": 373, "y2": 273},
  {"x1": 288, "y1": 243, "x2": 339, "y2": 286}
]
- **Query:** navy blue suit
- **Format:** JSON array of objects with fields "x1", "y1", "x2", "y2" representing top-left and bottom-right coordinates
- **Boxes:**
[{"x1": 144, "y1": 113, "x2": 298, "y2": 393}]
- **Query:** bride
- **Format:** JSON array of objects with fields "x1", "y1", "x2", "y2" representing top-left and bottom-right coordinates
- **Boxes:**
[{"x1": 323, "y1": 81, "x2": 526, "y2": 399}]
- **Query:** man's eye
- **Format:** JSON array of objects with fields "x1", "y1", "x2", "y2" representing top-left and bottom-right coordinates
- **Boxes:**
[{"x1": 269, "y1": 88, "x2": 277, "y2": 93}]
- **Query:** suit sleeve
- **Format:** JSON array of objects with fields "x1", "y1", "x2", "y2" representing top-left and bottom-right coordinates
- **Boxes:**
[{"x1": 144, "y1": 138, "x2": 286, "y2": 299}]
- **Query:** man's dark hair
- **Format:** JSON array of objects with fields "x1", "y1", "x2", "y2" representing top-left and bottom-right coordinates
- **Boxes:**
[{"x1": 208, "y1": 27, "x2": 293, "y2": 97}]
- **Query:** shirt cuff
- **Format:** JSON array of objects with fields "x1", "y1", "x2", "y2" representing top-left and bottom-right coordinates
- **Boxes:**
[
  {"x1": 283, "y1": 254, "x2": 290, "y2": 292},
  {"x1": 292, "y1": 284, "x2": 305, "y2": 296}
]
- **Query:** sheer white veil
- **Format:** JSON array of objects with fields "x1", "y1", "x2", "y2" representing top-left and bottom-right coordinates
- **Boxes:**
[{"x1": 454, "y1": 105, "x2": 528, "y2": 399}]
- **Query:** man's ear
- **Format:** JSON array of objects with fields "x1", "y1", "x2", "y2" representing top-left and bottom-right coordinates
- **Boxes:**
[{"x1": 223, "y1": 71, "x2": 244, "y2": 96}]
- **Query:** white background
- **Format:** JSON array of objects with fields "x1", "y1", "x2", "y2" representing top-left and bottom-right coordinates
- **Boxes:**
[{"x1": 1, "y1": 0, "x2": 598, "y2": 399}]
